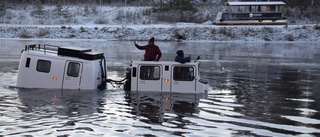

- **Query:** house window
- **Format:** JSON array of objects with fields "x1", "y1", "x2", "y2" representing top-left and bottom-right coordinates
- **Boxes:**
[
  {"x1": 36, "y1": 60, "x2": 51, "y2": 73},
  {"x1": 67, "y1": 62, "x2": 80, "y2": 77},
  {"x1": 173, "y1": 66, "x2": 194, "y2": 81},
  {"x1": 140, "y1": 66, "x2": 160, "y2": 80}
]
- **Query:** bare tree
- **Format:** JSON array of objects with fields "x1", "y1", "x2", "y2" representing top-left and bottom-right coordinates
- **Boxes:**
[{"x1": 0, "y1": 1, "x2": 6, "y2": 23}]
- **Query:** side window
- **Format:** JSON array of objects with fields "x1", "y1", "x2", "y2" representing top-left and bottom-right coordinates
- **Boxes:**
[
  {"x1": 36, "y1": 60, "x2": 51, "y2": 73},
  {"x1": 67, "y1": 62, "x2": 80, "y2": 77},
  {"x1": 140, "y1": 66, "x2": 160, "y2": 80},
  {"x1": 173, "y1": 66, "x2": 194, "y2": 81},
  {"x1": 25, "y1": 58, "x2": 31, "y2": 68}
]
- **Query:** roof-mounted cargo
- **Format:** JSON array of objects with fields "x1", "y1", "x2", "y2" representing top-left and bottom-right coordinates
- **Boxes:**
[
  {"x1": 24, "y1": 44, "x2": 104, "y2": 60},
  {"x1": 58, "y1": 46, "x2": 104, "y2": 60}
]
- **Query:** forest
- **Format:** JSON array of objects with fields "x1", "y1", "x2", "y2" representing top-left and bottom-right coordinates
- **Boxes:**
[
  {"x1": 0, "y1": 0, "x2": 319, "y2": 24},
  {"x1": 0, "y1": 0, "x2": 318, "y2": 6}
]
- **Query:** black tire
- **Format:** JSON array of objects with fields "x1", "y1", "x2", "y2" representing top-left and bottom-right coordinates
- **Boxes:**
[
  {"x1": 258, "y1": 19, "x2": 263, "y2": 22},
  {"x1": 272, "y1": 18, "x2": 276, "y2": 22}
]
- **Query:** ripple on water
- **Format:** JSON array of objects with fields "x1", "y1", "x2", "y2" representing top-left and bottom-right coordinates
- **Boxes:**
[{"x1": 1, "y1": 40, "x2": 320, "y2": 137}]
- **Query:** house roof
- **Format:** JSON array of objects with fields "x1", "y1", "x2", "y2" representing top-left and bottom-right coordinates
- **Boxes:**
[{"x1": 227, "y1": 1, "x2": 286, "y2": 6}]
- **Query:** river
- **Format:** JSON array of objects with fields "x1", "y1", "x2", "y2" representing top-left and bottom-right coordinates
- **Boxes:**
[{"x1": 1, "y1": 39, "x2": 320, "y2": 137}]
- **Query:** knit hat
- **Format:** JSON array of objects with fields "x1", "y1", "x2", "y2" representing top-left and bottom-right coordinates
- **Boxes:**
[
  {"x1": 176, "y1": 50, "x2": 184, "y2": 56},
  {"x1": 148, "y1": 37, "x2": 155, "y2": 43}
]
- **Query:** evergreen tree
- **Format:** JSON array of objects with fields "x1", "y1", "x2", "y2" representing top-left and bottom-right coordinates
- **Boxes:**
[
  {"x1": 21, "y1": 0, "x2": 28, "y2": 9},
  {"x1": 161, "y1": 0, "x2": 197, "y2": 22},
  {"x1": 91, "y1": 6, "x2": 98, "y2": 15},
  {"x1": 56, "y1": 0, "x2": 63, "y2": 16},
  {"x1": 63, "y1": 7, "x2": 72, "y2": 19},
  {"x1": 84, "y1": 0, "x2": 89, "y2": 16},
  {"x1": 0, "y1": 0, "x2": 6, "y2": 16},
  {"x1": 34, "y1": 0, "x2": 44, "y2": 18},
  {"x1": 0, "y1": 0, "x2": 6, "y2": 22},
  {"x1": 84, "y1": 5, "x2": 89, "y2": 16}
]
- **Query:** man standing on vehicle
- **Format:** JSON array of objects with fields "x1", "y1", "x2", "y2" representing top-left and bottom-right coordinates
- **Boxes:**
[
  {"x1": 134, "y1": 37, "x2": 162, "y2": 61},
  {"x1": 134, "y1": 37, "x2": 162, "y2": 79}
]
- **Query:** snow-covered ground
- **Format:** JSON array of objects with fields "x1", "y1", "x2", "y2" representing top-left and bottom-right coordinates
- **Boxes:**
[
  {"x1": 0, "y1": 6, "x2": 319, "y2": 42},
  {"x1": 1, "y1": 23, "x2": 319, "y2": 42}
]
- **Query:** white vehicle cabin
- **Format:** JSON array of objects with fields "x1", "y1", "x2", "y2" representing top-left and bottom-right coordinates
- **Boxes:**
[
  {"x1": 16, "y1": 44, "x2": 107, "y2": 90},
  {"x1": 124, "y1": 61, "x2": 209, "y2": 93}
]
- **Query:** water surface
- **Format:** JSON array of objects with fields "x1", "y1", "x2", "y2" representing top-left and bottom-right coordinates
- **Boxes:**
[{"x1": 1, "y1": 39, "x2": 320, "y2": 137}]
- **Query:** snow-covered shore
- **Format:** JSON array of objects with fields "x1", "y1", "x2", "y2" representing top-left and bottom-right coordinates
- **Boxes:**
[
  {"x1": 0, "y1": 23, "x2": 319, "y2": 42},
  {"x1": 1, "y1": 4, "x2": 319, "y2": 42}
]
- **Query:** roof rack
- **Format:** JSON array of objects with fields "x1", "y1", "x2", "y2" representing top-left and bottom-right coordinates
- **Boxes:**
[
  {"x1": 24, "y1": 44, "x2": 104, "y2": 60},
  {"x1": 24, "y1": 44, "x2": 59, "y2": 54}
]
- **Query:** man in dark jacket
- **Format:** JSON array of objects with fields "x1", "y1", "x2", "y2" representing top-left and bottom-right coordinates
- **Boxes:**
[
  {"x1": 175, "y1": 50, "x2": 191, "y2": 63},
  {"x1": 134, "y1": 37, "x2": 162, "y2": 61},
  {"x1": 134, "y1": 37, "x2": 162, "y2": 79},
  {"x1": 174, "y1": 50, "x2": 193, "y2": 80}
]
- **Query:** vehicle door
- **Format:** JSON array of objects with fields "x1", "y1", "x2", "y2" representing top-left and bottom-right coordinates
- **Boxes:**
[
  {"x1": 63, "y1": 61, "x2": 83, "y2": 89},
  {"x1": 137, "y1": 65, "x2": 162, "y2": 91},
  {"x1": 171, "y1": 65, "x2": 196, "y2": 92}
]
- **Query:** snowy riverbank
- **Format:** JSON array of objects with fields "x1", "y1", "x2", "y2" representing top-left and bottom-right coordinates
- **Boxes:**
[{"x1": 0, "y1": 23, "x2": 319, "y2": 42}]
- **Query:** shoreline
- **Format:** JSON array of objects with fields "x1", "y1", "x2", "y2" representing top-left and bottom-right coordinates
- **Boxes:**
[
  {"x1": 0, "y1": 24, "x2": 319, "y2": 42},
  {"x1": 1, "y1": 38, "x2": 319, "y2": 44}
]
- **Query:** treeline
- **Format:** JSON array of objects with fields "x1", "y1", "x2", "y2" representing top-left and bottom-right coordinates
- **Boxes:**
[
  {"x1": 0, "y1": 0, "x2": 137, "y2": 6},
  {"x1": 0, "y1": 0, "x2": 320, "y2": 7},
  {"x1": 0, "y1": 0, "x2": 319, "y2": 24},
  {"x1": 283, "y1": 0, "x2": 317, "y2": 7},
  {"x1": 0, "y1": 0, "x2": 319, "y2": 7}
]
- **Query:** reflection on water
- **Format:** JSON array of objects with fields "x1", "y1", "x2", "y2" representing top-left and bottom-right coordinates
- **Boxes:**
[
  {"x1": 125, "y1": 92, "x2": 207, "y2": 124},
  {"x1": 1, "y1": 39, "x2": 320, "y2": 136},
  {"x1": 17, "y1": 89, "x2": 102, "y2": 116}
]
